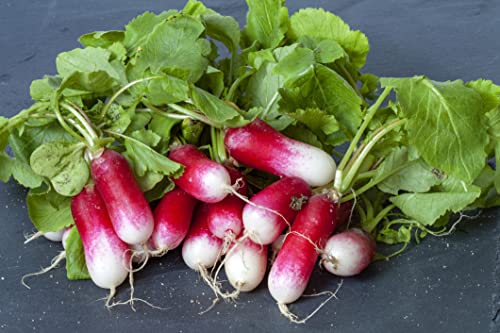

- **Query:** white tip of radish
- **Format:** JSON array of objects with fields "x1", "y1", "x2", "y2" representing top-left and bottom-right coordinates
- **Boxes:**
[
  {"x1": 199, "y1": 166, "x2": 232, "y2": 203},
  {"x1": 321, "y1": 229, "x2": 376, "y2": 277},
  {"x1": 182, "y1": 234, "x2": 223, "y2": 271},
  {"x1": 115, "y1": 216, "x2": 154, "y2": 246},
  {"x1": 86, "y1": 235, "x2": 129, "y2": 290},
  {"x1": 224, "y1": 240, "x2": 267, "y2": 292},
  {"x1": 268, "y1": 270, "x2": 308, "y2": 305},
  {"x1": 286, "y1": 144, "x2": 336, "y2": 187},
  {"x1": 43, "y1": 229, "x2": 65, "y2": 242},
  {"x1": 242, "y1": 207, "x2": 282, "y2": 245}
]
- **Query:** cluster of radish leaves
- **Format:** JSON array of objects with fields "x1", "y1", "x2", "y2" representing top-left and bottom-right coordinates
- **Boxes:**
[{"x1": 1, "y1": 0, "x2": 500, "y2": 281}]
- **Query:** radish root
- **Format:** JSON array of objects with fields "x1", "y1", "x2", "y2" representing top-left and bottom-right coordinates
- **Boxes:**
[
  {"x1": 21, "y1": 251, "x2": 66, "y2": 289},
  {"x1": 23, "y1": 231, "x2": 44, "y2": 245},
  {"x1": 278, "y1": 280, "x2": 344, "y2": 324}
]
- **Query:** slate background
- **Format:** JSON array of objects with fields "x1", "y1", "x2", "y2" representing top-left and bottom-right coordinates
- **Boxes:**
[{"x1": 0, "y1": 0, "x2": 499, "y2": 332}]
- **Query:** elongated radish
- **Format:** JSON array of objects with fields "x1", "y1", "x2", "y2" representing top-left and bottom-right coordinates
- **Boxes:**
[
  {"x1": 321, "y1": 228, "x2": 376, "y2": 277},
  {"x1": 91, "y1": 149, "x2": 154, "y2": 245},
  {"x1": 149, "y1": 187, "x2": 198, "y2": 255},
  {"x1": 224, "y1": 119, "x2": 336, "y2": 187},
  {"x1": 242, "y1": 177, "x2": 311, "y2": 245},
  {"x1": 224, "y1": 238, "x2": 268, "y2": 292},
  {"x1": 182, "y1": 204, "x2": 223, "y2": 271},
  {"x1": 71, "y1": 184, "x2": 130, "y2": 292},
  {"x1": 268, "y1": 194, "x2": 338, "y2": 306},
  {"x1": 207, "y1": 167, "x2": 246, "y2": 250},
  {"x1": 169, "y1": 144, "x2": 232, "y2": 203}
]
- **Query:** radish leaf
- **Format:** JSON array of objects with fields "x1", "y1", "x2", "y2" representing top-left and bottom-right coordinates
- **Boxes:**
[
  {"x1": 242, "y1": 0, "x2": 289, "y2": 49},
  {"x1": 65, "y1": 227, "x2": 90, "y2": 280},
  {"x1": 26, "y1": 189, "x2": 73, "y2": 232}
]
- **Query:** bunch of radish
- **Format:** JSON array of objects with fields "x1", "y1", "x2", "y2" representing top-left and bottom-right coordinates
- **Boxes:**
[{"x1": 20, "y1": 118, "x2": 377, "y2": 321}]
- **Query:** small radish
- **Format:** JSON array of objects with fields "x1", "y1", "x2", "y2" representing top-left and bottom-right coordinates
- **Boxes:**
[
  {"x1": 149, "y1": 187, "x2": 198, "y2": 255},
  {"x1": 224, "y1": 119, "x2": 337, "y2": 187},
  {"x1": 224, "y1": 238, "x2": 268, "y2": 293},
  {"x1": 91, "y1": 149, "x2": 154, "y2": 245},
  {"x1": 207, "y1": 167, "x2": 247, "y2": 251},
  {"x1": 169, "y1": 144, "x2": 232, "y2": 203},
  {"x1": 71, "y1": 183, "x2": 130, "y2": 296},
  {"x1": 242, "y1": 177, "x2": 311, "y2": 245},
  {"x1": 43, "y1": 229, "x2": 65, "y2": 242},
  {"x1": 182, "y1": 204, "x2": 223, "y2": 271},
  {"x1": 268, "y1": 194, "x2": 338, "y2": 307},
  {"x1": 321, "y1": 228, "x2": 376, "y2": 277}
]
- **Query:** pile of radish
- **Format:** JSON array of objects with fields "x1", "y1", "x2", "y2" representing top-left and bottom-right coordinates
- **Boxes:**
[{"x1": 2, "y1": 0, "x2": 499, "y2": 324}]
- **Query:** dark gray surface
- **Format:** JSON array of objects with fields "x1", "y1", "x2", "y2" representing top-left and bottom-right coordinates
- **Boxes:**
[{"x1": 0, "y1": 0, "x2": 499, "y2": 332}]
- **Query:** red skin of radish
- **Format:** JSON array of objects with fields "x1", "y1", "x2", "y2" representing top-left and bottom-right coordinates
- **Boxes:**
[
  {"x1": 242, "y1": 177, "x2": 311, "y2": 245},
  {"x1": 337, "y1": 200, "x2": 353, "y2": 226},
  {"x1": 321, "y1": 228, "x2": 376, "y2": 277},
  {"x1": 224, "y1": 119, "x2": 336, "y2": 187},
  {"x1": 91, "y1": 149, "x2": 154, "y2": 245},
  {"x1": 71, "y1": 184, "x2": 130, "y2": 290},
  {"x1": 207, "y1": 167, "x2": 247, "y2": 240},
  {"x1": 149, "y1": 187, "x2": 198, "y2": 252},
  {"x1": 182, "y1": 204, "x2": 223, "y2": 271},
  {"x1": 268, "y1": 194, "x2": 338, "y2": 304},
  {"x1": 169, "y1": 144, "x2": 231, "y2": 203}
]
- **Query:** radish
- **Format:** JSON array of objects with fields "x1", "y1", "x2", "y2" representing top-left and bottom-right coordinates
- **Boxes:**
[
  {"x1": 149, "y1": 187, "x2": 198, "y2": 255},
  {"x1": 207, "y1": 167, "x2": 247, "y2": 251},
  {"x1": 71, "y1": 183, "x2": 130, "y2": 297},
  {"x1": 242, "y1": 177, "x2": 311, "y2": 245},
  {"x1": 43, "y1": 229, "x2": 65, "y2": 242},
  {"x1": 169, "y1": 144, "x2": 233, "y2": 203},
  {"x1": 224, "y1": 238, "x2": 268, "y2": 293},
  {"x1": 224, "y1": 119, "x2": 337, "y2": 187},
  {"x1": 270, "y1": 234, "x2": 286, "y2": 263},
  {"x1": 182, "y1": 204, "x2": 223, "y2": 272},
  {"x1": 321, "y1": 228, "x2": 376, "y2": 277},
  {"x1": 91, "y1": 149, "x2": 154, "y2": 245},
  {"x1": 268, "y1": 193, "x2": 338, "y2": 321}
]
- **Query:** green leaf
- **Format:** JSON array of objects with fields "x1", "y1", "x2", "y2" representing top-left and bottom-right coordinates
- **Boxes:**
[
  {"x1": 390, "y1": 189, "x2": 481, "y2": 225},
  {"x1": 375, "y1": 147, "x2": 442, "y2": 195},
  {"x1": 0, "y1": 116, "x2": 10, "y2": 150},
  {"x1": 30, "y1": 141, "x2": 89, "y2": 197},
  {"x1": 470, "y1": 164, "x2": 500, "y2": 208},
  {"x1": 0, "y1": 154, "x2": 12, "y2": 182},
  {"x1": 279, "y1": 64, "x2": 362, "y2": 143},
  {"x1": 287, "y1": 8, "x2": 369, "y2": 68},
  {"x1": 11, "y1": 159, "x2": 44, "y2": 188},
  {"x1": 135, "y1": 15, "x2": 210, "y2": 82},
  {"x1": 189, "y1": 86, "x2": 248, "y2": 127},
  {"x1": 79, "y1": 30, "x2": 124, "y2": 48},
  {"x1": 287, "y1": 108, "x2": 339, "y2": 136},
  {"x1": 203, "y1": 13, "x2": 240, "y2": 58},
  {"x1": 298, "y1": 36, "x2": 347, "y2": 64},
  {"x1": 135, "y1": 171, "x2": 164, "y2": 193},
  {"x1": 146, "y1": 75, "x2": 189, "y2": 105},
  {"x1": 382, "y1": 76, "x2": 489, "y2": 183},
  {"x1": 123, "y1": 10, "x2": 177, "y2": 52},
  {"x1": 466, "y1": 79, "x2": 500, "y2": 113},
  {"x1": 30, "y1": 76, "x2": 58, "y2": 102},
  {"x1": 124, "y1": 138, "x2": 183, "y2": 178},
  {"x1": 58, "y1": 70, "x2": 116, "y2": 95},
  {"x1": 197, "y1": 66, "x2": 225, "y2": 97},
  {"x1": 273, "y1": 47, "x2": 316, "y2": 81},
  {"x1": 149, "y1": 114, "x2": 181, "y2": 146},
  {"x1": 26, "y1": 189, "x2": 74, "y2": 232},
  {"x1": 181, "y1": 119, "x2": 205, "y2": 145},
  {"x1": 56, "y1": 47, "x2": 125, "y2": 84},
  {"x1": 144, "y1": 177, "x2": 175, "y2": 202},
  {"x1": 65, "y1": 227, "x2": 90, "y2": 280},
  {"x1": 281, "y1": 124, "x2": 323, "y2": 149},
  {"x1": 105, "y1": 104, "x2": 131, "y2": 133},
  {"x1": 242, "y1": 0, "x2": 289, "y2": 49},
  {"x1": 130, "y1": 129, "x2": 161, "y2": 147},
  {"x1": 359, "y1": 73, "x2": 380, "y2": 100}
]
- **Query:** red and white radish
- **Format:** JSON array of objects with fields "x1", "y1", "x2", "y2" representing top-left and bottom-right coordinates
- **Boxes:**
[
  {"x1": 224, "y1": 119, "x2": 337, "y2": 187},
  {"x1": 71, "y1": 183, "x2": 130, "y2": 293},
  {"x1": 149, "y1": 187, "x2": 198, "y2": 255},
  {"x1": 43, "y1": 229, "x2": 65, "y2": 242},
  {"x1": 91, "y1": 149, "x2": 154, "y2": 245},
  {"x1": 242, "y1": 177, "x2": 311, "y2": 245},
  {"x1": 181, "y1": 204, "x2": 223, "y2": 271},
  {"x1": 321, "y1": 228, "x2": 376, "y2": 277},
  {"x1": 268, "y1": 194, "x2": 338, "y2": 306},
  {"x1": 224, "y1": 238, "x2": 268, "y2": 292},
  {"x1": 207, "y1": 167, "x2": 246, "y2": 251},
  {"x1": 270, "y1": 234, "x2": 286, "y2": 263},
  {"x1": 169, "y1": 144, "x2": 232, "y2": 203}
]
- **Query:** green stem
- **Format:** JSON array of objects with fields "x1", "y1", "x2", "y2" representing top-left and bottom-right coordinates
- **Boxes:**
[
  {"x1": 61, "y1": 102, "x2": 98, "y2": 148},
  {"x1": 356, "y1": 170, "x2": 377, "y2": 181},
  {"x1": 336, "y1": 63, "x2": 363, "y2": 98},
  {"x1": 52, "y1": 101, "x2": 86, "y2": 144},
  {"x1": 260, "y1": 92, "x2": 280, "y2": 120},
  {"x1": 225, "y1": 69, "x2": 255, "y2": 102},
  {"x1": 167, "y1": 103, "x2": 218, "y2": 128},
  {"x1": 137, "y1": 106, "x2": 191, "y2": 120},
  {"x1": 364, "y1": 204, "x2": 395, "y2": 233},
  {"x1": 337, "y1": 87, "x2": 392, "y2": 174},
  {"x1": 100, "y1": 76, "x2": 163, "y2": 120},
  {"x1": 339, "y1": 118, "x2": 406, "y2": 193}
]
